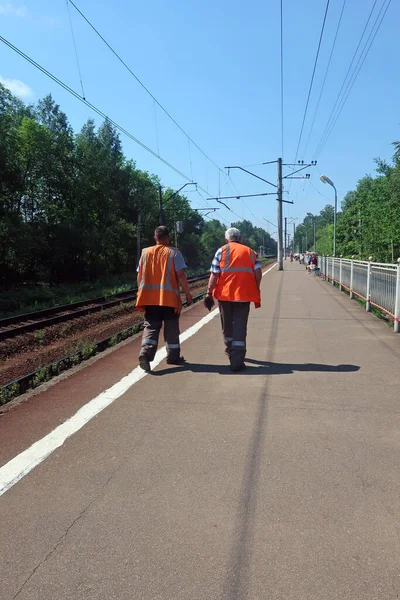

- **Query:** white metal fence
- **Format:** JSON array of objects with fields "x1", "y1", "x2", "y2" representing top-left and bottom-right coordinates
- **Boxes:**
[{"x1": 318, "y1": 256, "x2": 400, "y2": 333}]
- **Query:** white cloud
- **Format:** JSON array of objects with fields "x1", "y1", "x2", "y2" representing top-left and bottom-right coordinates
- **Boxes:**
[
  {"x1": 0, "y1": 3, "x2": 28, "y2": 17},
  {"x1": 0, "y1": 75, "x2": 33, "y2": 100}
]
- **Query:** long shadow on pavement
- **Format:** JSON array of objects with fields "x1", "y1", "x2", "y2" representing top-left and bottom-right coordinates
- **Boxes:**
[{"x1": 152, "y1": 359, "x2": 360, "y2": 376}]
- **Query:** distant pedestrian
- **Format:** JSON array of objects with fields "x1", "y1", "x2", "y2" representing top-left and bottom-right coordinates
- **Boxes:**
[
  {"x1": 204, "y1": 228, "x2": 261, "y2": 372},
  {"x1": 136, "y1": 226, "x2": 193, "y2": 372}
]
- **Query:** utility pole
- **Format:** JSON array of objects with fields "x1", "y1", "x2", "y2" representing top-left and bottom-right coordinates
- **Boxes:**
[
  {"x1": 158, "y1": 185, "x2": 164, "y2": 225},
  {"x1": 224, "y1": 159, "x2": 314, "y2": 271},
  {"x1": 277, "y1": 158, "x2": 283, "y2": 270}
]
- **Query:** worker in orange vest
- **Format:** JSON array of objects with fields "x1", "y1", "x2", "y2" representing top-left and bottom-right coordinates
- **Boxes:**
[
  {"x1": 136, "y1": 225, "x2": 193, "y2": 372},
  {"x1": 204, "y1": 227, "x2": 261, "y2": 372}
]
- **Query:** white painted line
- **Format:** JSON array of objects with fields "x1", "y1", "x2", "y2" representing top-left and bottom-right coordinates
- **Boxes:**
[{"x1": 0, "y1": 262, "x2": 276, "y2": 496}]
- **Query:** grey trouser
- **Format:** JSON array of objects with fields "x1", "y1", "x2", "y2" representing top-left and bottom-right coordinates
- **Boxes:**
[
  {"x1": 218, "y1": 301, "x2": 250, "y2": 368},
  {"x1": 140, "y1": 306, "x2": 180, "y2": 362}
]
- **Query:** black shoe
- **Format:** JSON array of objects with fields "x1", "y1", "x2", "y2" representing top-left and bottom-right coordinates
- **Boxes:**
[
  {"x1": 139, "y1": 354, "x2": 151, "y2": 372},
  {"x1": 230, "y1": 362, "x2": 246, "y2": 373},
  {"x1": 166, "y1": 356, "x2": 186, "y2": 366}
]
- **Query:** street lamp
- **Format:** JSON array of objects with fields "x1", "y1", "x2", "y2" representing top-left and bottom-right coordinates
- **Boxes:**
[
  {"x1": 320, "y1": 175, "x2": 337, "y2": 257},
  {"x1": 297, "y1": 224, "x2": 307, "y2": 253},
  {"x1": 306, "y1": 212, "x2": 316, "y2": 252}
]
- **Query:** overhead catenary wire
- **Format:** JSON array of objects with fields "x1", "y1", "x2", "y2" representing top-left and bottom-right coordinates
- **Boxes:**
[
  {"x1": 313, "y1": 0, "x2": 379, "y2": 158},
  {"x1": 226, "y1": 171, "x2": 278, "y2": 231},
  {"x1": 302, "y1": 0, "x2": 347, "y2": 157},
  {"x1": 315, "y1": 0, "x2": 392, "y2": 158},
  {"x1": 68, "y1": 0, "x2": 229, "y2": 182},
  {"x1": 292, "y1": 0, "x2": 331, "y2": 165},
  {"x1": 313, "y1": 0, "x2": 379, "y2": 157},
  {"x1": 66, "y1": 0, "x2": 86, "y2": 99},
  {"x1": 0, "y1": 35, "x2": 216, "y2": 196}
]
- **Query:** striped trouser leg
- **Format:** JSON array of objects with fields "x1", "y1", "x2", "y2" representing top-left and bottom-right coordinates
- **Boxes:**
[
  {"x1": 218, "y1": 301, "x2": 233, "y2": 356},
  {"x1": 163, "y1": 308, "x2": 181, "y2": 362},
  {"x1": 140, "y1": 307, "x2": 162, "y2": 361},
  {"x1": 230, "y1": 302, "x2": 250, "y2": 368}
]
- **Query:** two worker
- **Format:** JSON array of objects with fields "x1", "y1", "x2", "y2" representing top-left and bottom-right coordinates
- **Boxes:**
[{"x1": 136, "y1": 226, "x2": 261, "y2": 372}]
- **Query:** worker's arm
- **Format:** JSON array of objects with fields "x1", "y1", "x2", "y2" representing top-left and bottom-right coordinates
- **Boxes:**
[
  {"x1": 206, "y1": 272, "x2": 219, "y2": 296},
  {"x1": 255, "y1": 268, "x2": 262, "y2": 289},
  {"x1": 176, "y1": 269, "x2": 193, "y2": 304}
]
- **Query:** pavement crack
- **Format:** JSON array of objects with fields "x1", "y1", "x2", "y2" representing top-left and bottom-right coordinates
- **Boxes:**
[{"x1": 11, "y1": 463, "x2": 123, "y2": 599}]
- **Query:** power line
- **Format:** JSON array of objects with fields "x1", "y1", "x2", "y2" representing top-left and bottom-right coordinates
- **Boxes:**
[
  {"x1": 292, "y1": 0, "x2": 331, "y2": 164},
  {"x1": 302, "y1": 0, "x2": 347, "y2": 157},
  {"x1": 1, "y1": 33, "x2": 262, "y2": 232},
  {"x1": 0, "y1": 35, "x2": 198, "y2": 183},
  {"x1": 313, "y1": 0, "x2": 379, "y2": 158},
  {"x1": 315, "y1": 0, "x2": 391, "y2": 158},
  {"x1": 68, "y1": 0, "x2": 226, "y2": 177},
  {"x1": 66, "y1": 0, "x2": 85, "y2": 99},
  {"x1": 226, "y1": 172, "x2": 277, "y2": 231}
]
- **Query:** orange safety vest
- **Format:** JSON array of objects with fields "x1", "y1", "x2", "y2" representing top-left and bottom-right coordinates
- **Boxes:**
[
  {"x1": 213, "y1": 242, "x2": 260, "y2": 303},
  {"x1": 136, "y1": 244, "x2": 182, "y2": 313}
]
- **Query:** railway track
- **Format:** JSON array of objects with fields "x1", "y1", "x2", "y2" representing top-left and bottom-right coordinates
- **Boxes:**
[{"x1": 0, "y1": 272, "x2": 209, "y2": 342}]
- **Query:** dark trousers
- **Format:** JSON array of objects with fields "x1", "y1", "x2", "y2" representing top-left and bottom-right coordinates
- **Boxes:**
[
  {"x1": 140, "y1": 306, "x2": 180, "y2": 362},
  {"x1": 218, "y1": 301, "x2": 250, "y2": 368}
]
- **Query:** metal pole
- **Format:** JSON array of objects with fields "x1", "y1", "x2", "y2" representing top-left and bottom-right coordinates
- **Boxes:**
[
  {"x1": 394, "y1": 259, "x2": 400, "y2": 333},
  {"x1": 293, "y1": 223, "x2": 295, "y2": 252},
  {"x1": 158, "y1": 185, "x2": 164, "y2": 225},
  {"x1": 350, "y1": 256, "x2": 354, "y2": 299},
  {"x1": 284, "y1": 217, "x2": 287, "y2": 260},
  {"x1": 366, "y1": 257, "x2": 372, "y2": 311},
  {"x1": 339, "y1": 256, "x2": 342, "y2": 291},
  {"x1": 277, "y1": 158, "x2": 283, "y2": 270},
  {"x1": 333, "y1": 186, "x2": 337, "y2": 257}
]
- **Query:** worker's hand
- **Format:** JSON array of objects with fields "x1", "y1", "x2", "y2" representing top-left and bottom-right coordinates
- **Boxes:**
[
  {"x1": 186, "y1": 291, "x2": 193, "y2": 306},
  {"x1": 204, "y1": 294, "x2": 215, "y2": 311}
]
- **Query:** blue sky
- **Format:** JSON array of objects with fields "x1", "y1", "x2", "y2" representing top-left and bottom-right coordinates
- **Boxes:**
[{"x1": 1, "y1": 0, "x2": 399, "y2": 237}]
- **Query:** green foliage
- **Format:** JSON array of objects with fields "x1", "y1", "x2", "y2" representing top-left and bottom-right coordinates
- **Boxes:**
[
  {"x1": 0, "y1": 83, "x2": 276, "y2": 301},
  {"x1": 75, "y1": 338, "x2": 97, "y2": 360},
  {"x1": 0, "y1": 382, "x2": 20, "y2": 405},
  {"x1": 0, "y1": 272, "x2": 137, "y2": 318},
  {"x1": 33, "y1": 329, "x2": 47, "y2": 345},
  {"x1": 294, "y1": 153, "x2": 400, "y2": 263},
  {"x1": 32, "y1": 366, "x2": 51, "y2": 388}
]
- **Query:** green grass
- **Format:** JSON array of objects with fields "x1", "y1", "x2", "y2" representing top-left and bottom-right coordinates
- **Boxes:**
[
  {"x1": 0, "y1": 260, "x2": 275, "y2": 319},
  {"x1": 0, "y1": 273, "x2": 138, "y2": 319}
]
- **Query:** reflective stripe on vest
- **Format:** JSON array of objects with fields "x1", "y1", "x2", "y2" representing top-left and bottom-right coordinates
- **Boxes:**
[
  {"x1": 136, "y1": 245, "x2": 182, "y2": 312},
  {"x1": 139, "y1": 248, "x2": 180, "y2": 296},
  {"x1": 213, "y1": 242, "x2": 260, "y2": 303}
]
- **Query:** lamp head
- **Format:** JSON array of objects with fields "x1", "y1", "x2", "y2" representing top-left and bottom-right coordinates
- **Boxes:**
[{"x1": 320, "y1": 174, "x2": 334, "y2": 187}]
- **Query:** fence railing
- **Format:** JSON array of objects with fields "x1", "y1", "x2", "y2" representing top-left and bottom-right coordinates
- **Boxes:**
[{"x1": 318, "y1": 256, "x2": 400, "y2": 333}]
